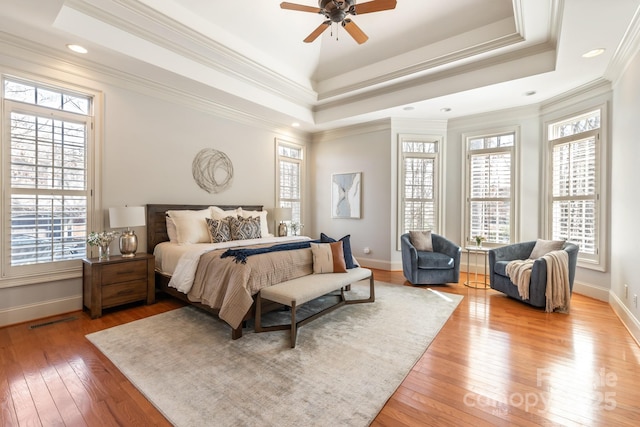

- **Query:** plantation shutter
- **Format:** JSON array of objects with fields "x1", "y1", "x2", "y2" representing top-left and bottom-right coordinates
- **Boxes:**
[
  {"x1": 400, "y1": 137, "x2": 438, "y2": 235},
  {"x1": 469, "y1": 151, "x2": 511, "y2": 243},
  {"x1": 8, "y1": 111, "x2": 88, "y2": 266},
  {"x1": 551, "y1": 133, "x2": 598, "y2": 255}
]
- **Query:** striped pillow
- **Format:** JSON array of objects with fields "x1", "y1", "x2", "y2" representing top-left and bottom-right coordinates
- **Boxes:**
[{"x1": 310, "y1": 242, "x2": 347, "y2": 274}]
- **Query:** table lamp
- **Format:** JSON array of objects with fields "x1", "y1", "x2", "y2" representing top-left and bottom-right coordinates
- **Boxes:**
[
  {"x1": 109, "y1": 206, "x2": 146, "y2": 257},
  {"x1": 274, "y1": 207, "x2": 292, "y2": 237}
]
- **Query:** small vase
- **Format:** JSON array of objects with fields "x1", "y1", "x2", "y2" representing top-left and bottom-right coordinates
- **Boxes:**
[{"x1": 98, "y1": 244, "x2": 110, "y2": 260}]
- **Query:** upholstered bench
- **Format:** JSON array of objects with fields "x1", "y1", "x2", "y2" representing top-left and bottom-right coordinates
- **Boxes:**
[{"x1": 254, "y1": 267, "x2": 375, "y2": 347}]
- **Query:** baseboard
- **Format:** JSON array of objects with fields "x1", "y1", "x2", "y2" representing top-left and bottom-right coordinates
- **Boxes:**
[
  {"x1": 572, "y1": 281, "x2": 609, "y2": 302},
  {"x1": 0, "y1": 295, "x2": 82, "y2": 328},
  {"x1": 608, "y1": 292, "x2": 640, "y2": 346},
  {"x1": 357, "y1": 258, "x2": 399, "y2": 271}
]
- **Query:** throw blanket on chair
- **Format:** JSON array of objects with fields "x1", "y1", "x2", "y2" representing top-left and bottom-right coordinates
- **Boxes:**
[{"x1": 506, "y1": 250, "x2": 571, "y2": 313}]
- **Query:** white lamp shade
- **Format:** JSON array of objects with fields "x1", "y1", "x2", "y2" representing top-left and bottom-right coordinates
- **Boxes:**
[
  {"x1": 109, "y1": 206, "x2": 146, "y2": 228},
  {"x1": 274, "y1": 207, "x2": 292, "y2": 222}
]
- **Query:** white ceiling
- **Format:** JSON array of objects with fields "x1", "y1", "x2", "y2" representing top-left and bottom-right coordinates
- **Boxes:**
[{"x1": 1, "y1": 0, "x2": 639, "y2": 133}]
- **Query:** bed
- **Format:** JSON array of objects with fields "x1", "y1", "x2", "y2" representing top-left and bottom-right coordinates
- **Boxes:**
[{"x1": 146, "y1": 203, "x2": 315, "y2": 339}]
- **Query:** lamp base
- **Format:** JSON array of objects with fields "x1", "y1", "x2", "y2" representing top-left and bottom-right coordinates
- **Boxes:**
[
  {"x1": 119, "y1": 230, "x2": 138, "y2": 257},
  {"x1": 278, "y1": 222, "x2": 288, "y2": 237}
]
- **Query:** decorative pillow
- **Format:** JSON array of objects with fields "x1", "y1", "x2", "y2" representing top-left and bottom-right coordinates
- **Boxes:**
[
  {"x1": 205, "y1": 217, "x2": 232, "y2": 243},
  {"x1": 166, "y1": 216, "x2": 178, "y2": 242},
  {"x1": 409, "y1": 230, "x2": 433, "y2": 252},
  {"x1": 229, "y1": 216, "x2": 262, "y2": 240},
  {"x1": 320, "y1": 233, "x2": 357, "y2": 269},
  {"x1": 238, "y1": 208, "x2": 269, "y2": 238},
  {"x1": 310, "y1": 242, "x2": 347, "y2": 274},
  {"x1": 529, "y1": 239, "x2": 565, "y2": 259},
  {"x1": 210, "y1": 206, "x2": 241, "y2": 220},
  {"x1": 166, "y1": 208, "x2": 211, "y2": 244}
]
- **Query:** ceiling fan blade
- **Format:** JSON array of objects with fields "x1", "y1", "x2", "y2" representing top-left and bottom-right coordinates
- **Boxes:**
[
  {"x1": 280, "y1": 2, "x2": 322, "y2": 13},
  {"x1": 304, "y1": 21, "x2": 331, "y2": 43},
  {"x1": 353, "y1": 0, "x2": 397, "y2": 14},
  {"x1": 343, "y1": 19, "x2": 369, "y2": 44}
]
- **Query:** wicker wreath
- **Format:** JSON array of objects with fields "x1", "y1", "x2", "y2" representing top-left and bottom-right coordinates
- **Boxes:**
[{"x1": 192, "y1": 148, "x2": 234, "y2": 193}]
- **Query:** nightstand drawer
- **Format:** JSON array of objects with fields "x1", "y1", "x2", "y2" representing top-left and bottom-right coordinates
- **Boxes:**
[
  {"x1": 101, "y1": 260, "x2": 147, "y2": 285},
  {"x1": 102, "y1": 280, "x2": 148, "y2": 308}
]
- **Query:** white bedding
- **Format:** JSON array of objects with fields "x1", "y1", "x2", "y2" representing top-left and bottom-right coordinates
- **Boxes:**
[{"x1": 154, "y1": 235, "x2": 312, "y2": 294}]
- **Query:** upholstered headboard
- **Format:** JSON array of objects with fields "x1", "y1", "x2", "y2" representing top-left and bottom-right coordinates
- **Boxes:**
[{"x1": 146, "y1": 204, "x2": 264, "y2": 254}]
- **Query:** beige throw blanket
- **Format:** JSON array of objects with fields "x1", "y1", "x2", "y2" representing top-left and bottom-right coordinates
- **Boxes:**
[
  {"x1": 187, "y1": 247, "x2": 313, "y2": 329},
  {"x1": 506, "y1": 250, "x2": 570, "y2": 313}
]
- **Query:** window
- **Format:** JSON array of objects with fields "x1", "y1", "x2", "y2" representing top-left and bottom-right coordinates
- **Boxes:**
[
  {"x1": 275, "y1": 139, "x2": 303, "y2": 227},
  {"x1": 399, "y1": 135, "x2": 440, "y2": 238},
  {"x1": 547, "y1": 109, "x2": 601, "y2": 266},
  {"x1": 465, "y1": 130, "x2": 516, "y2": 246},
  {"x1": 2, "y1": 77, "x2": 94, "y2": 278}
]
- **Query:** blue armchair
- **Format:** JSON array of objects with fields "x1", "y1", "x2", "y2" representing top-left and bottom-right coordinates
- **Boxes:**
[
  {"x1": 488, "y1": 241, "x2": 579, "y2": 308},
  {"x1": 401, "y1": 233, "x2": 462, "y2": 285}
]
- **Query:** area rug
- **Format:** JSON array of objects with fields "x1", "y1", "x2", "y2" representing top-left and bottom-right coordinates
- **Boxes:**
[{"x1": 86, "y1": 281, "x2": 462, "y2": 427}]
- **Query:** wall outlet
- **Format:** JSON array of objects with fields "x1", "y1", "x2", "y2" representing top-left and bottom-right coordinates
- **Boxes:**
[
  {"x1": 363, "y1": 247, "x2": 371, "y2": 254},
  {"x1": 625, "y1": 284, "x2": 629, "y2": 299},
  {"x1": 634, "y1": 294, "x2": 638, "y2": 308}
]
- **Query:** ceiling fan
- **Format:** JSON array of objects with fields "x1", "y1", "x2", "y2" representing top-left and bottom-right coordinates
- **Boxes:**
[{"x1": 280, "y1": 0, "x2": 398, "y2": 44}]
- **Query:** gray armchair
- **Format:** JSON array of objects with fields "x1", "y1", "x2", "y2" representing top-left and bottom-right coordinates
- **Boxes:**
[
  {"x1": 488, "y1": 241, "x2": 579, "y2": 308},
  {"x1": 401, "y1": 233, "x2": 461, "y2": 285}
]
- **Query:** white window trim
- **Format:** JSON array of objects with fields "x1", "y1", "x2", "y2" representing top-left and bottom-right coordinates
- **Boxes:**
[
  {"x1": 275, "y1": 138, "x2": 304, "y2": 227},
  {"x1": 462, "y1": 126, "x2": 520, "y2": 248},
  {"x1": 396, "y1": 134, "x2": 442, "y2": 250},
  {"x1": 542, "y1": 103, "x2": 608, "y2": 272},
  {"x1": 0, "y1": 72, "x2": 102, "y2": 288}
]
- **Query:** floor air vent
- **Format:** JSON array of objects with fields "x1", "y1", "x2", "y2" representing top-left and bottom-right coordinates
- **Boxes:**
[{"x1": 28, "y1": 315, "x2": 78, "y2": 329}]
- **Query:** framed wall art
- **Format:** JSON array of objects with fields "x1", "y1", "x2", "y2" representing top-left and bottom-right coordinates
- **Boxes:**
[{"x1": 331, "y1": 172, "x2": 361, "y2": 219}]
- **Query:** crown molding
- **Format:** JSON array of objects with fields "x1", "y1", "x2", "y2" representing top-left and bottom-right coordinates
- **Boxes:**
[
  {"x1": 605, "y1": 4, "x2": 640, "y2": 85},
  {"x1": 0, "y1": 32, "x2": 311, "y2": 138},
  {"x1": 318, "y1": 31, "x2": 525, "y2": 102},
  {"x1": 64, "y1": 0, "x2": 317, "y2": 105},
  {"x1": 540, "y1": 78, "x2": 612, "y2": 115},
  {"x1": 311, "y1": 118, "x2": 391, "y2": 143},
  {"x1": 315, "y1": 42, "x2": 556, "y2": 116}
]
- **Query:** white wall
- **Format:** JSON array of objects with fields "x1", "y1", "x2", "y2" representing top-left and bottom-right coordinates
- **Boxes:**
[
  {"x1": 0, "y1": 43, "x2": 309, "y2": 326},
  {"x1": 610, "y1": 47, "x2": 640, "y2": 342},
  {"x1": 311, "y1": 122, "x2": 392, "y2": 269}
]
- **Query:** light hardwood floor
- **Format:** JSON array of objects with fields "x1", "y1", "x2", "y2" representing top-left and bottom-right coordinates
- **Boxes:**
[{"x1": 1, "y1": 270, "x2": 639, "y2": 426}]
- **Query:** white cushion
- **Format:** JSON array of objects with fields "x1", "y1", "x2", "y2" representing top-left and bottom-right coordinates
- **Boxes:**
[
  {"x1": 166, "y1": 208, "x2": 210, "y2": 244},
  {"x1": 210, "y1": 206, "x2": 241, "y2": 220},
  {"x1": 260, "y1": 267, "x2": 372, "y2": 306}
]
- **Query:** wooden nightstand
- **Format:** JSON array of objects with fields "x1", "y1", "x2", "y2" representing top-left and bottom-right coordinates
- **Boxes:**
[{"x1": 83, "y1": 253, "x2": 155, "y2": 318}]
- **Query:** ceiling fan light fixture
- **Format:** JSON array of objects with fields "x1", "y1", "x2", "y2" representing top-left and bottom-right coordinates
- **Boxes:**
[{"x1": 281, "y1": 0, "x2": 397, "y2": 44}]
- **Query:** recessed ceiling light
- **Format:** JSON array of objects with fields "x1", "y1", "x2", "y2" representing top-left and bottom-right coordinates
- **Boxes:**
[
  {"x1": 582, "y1": 48, "x2": 605, "y2": 58},
  {"x1": 291, "y1": 122, "x2": 300, "y2": 127},
  {"x1": 67, "y1": 44, "x2": 88, "y2": 54},
  {"x1": 403, "y1": 106, "x2": 415, "y2": 111},
  {"x1": 440, "y1": 107, "x2": 451, "y2": 113},
  {"x1": 524, "y1": 90, "x2": 537, "y2": 96}
]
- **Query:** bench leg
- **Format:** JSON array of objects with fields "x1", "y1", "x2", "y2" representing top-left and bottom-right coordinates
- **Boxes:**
[
  {"x1": 255, "y1": 291, "x2": 263, "y2": 332},
  {"x1": 290, "y1": 301, "x2": 297, "y2": 348},
  {"x1": 345, "y1": 273, "x2": 376, "y2": 304}
]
